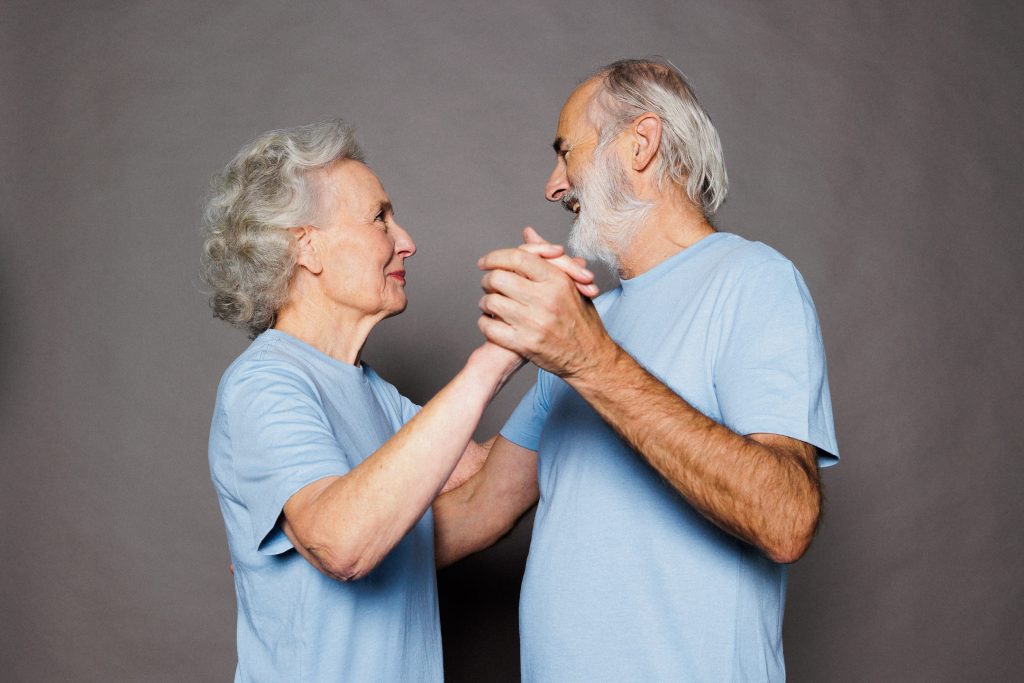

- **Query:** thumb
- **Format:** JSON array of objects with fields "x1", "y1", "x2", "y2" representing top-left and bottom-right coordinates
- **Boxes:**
[{"x1": 523, "y1": 226, "x2": 550, "y2": 245}]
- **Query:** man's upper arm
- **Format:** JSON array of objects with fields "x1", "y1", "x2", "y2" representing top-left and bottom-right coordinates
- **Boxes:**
[
  {"x1": 466, "y1": 435, "x2": 539, "y2": 529},
  {"x1": 484, "y1": 435, "x2": 538, "y2": 497},
  {"x1": 442, "y1": 437, "x2": 494, "y2": 494},
  {"x1": 747, "y1": 433, "x2": 819, "y2": 479},
  {"x1": 714, "y1": 258, "x2": 839, "y2": 465}
]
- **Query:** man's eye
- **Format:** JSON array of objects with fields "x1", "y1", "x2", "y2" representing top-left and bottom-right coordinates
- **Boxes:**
[{"x1": 375, "y1": 211, "x2": 386, "y2": 222}]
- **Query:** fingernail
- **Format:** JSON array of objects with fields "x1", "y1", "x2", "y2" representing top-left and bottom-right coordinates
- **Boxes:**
[{"x1": 582, "y1": 268, "x2": 594, "y2": 278}]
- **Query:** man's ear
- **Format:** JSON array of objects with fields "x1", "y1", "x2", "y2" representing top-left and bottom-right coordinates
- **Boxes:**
[
  {"x1": 630, "y1": 113, "x2": 662, "y2": 173},
  {"x1": 288, "y1": 226, "x2": 323, "y2": 275}
]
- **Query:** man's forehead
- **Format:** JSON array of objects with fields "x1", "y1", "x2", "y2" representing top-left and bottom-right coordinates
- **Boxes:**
[{"x1": 555, "y1": 78, "x2": 602, "y2": 144}]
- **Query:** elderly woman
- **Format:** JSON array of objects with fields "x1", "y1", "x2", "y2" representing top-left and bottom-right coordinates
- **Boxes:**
[{"x1": 202, "y1": 119, "x2": 593, "y2": 681}]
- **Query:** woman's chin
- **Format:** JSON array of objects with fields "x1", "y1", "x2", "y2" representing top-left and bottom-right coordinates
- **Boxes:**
[{"x1": 383, "y1": 300, "x2": 408, "y2": 319}]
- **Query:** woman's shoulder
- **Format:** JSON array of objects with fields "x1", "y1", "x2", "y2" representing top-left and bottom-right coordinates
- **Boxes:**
[{"x1": 217, "y1": 335, "x2": 316, "y2": 399}]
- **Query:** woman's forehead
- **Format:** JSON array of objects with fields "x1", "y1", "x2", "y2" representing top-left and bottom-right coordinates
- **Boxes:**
[{"x1": 316, "y1": 160, "x2": 389, "y2": 216}]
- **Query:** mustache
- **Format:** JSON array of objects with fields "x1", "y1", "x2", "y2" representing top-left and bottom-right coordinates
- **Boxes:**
[{"x1": 561, "y1": 190, "x2": 581, "y2": 215}]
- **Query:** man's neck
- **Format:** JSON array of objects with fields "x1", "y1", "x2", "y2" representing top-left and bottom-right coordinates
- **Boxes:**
[{"x1": 616, "y1": 193, "x2": 715, "y2": 279}]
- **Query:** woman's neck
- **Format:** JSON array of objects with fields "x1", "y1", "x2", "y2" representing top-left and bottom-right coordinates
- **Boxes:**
[{"x1": 273, "y1": 301, "x2": 381, "y2": 366}]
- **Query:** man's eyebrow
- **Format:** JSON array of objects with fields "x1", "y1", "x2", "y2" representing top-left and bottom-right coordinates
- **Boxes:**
[
  {"x1": 377, "y1": 200, "x2": 393, "y2": 214},
  {"x1": 552, "y1": 137, "x2": 566, "y2": 154}
]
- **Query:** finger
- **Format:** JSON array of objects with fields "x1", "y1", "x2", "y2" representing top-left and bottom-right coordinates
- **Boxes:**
[
  {"x1": 520, "y1": 234, "x2": 593, "y2": 285},
  {"x1": 481, "y1": 269, "x2": 533, "y2": 302},
  {"x1": 524, "y1": 226, "x2": 551, "y2": 245},
  {"x1": 485, "y1": 245, "x2": 593, "y2": 285},
  {"x1": 518, "y1": 242, "x2": 564, "y2": 259},
  {"x1": 539, "y1": 251, "x2": 595, "y2": 285},
  {"x1": 478, "y1": 314, "x2": 527, "y2": 356},
  {"x1": 524, "y1": 225, "x2": 548, "y2": 244},
  {"x1": 478, "y1": 248, "x2": 559, "y2": 282},
  {"x1": 478, "y1": 292, "x2": 525, "y2": 321},
  {"x1": 574, "y1": 282, "x2": 601, "y2": 298}
]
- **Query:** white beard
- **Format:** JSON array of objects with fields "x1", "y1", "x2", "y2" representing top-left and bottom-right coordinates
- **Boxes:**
[{"x1": 565, "y1": 146, "x2": 651, "y2": 271}]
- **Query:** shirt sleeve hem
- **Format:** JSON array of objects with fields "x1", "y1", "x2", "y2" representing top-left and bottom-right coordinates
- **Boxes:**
[
  {"x1": 499, "y1": 425, "x2": 541, "y2": 452},
  {"x1": 252, "y1": 468, "x2": 350, "y2": 555},
  {"x1": 731, "y1": 417, "x2": 840, "y2": 467}
]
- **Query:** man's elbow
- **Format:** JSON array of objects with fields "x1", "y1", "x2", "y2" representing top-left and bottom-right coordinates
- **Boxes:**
[
  {"x1": 765, "y1": 533, "x2": 813, "y2": 565},
  {"x1": 765, "y1": 500, "x2": 821, "y2": 564}
]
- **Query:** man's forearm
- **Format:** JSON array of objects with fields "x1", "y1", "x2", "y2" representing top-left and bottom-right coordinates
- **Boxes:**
[
  {"x1": 433, "y1": 436, "x2": 539, "y2": 568},
  {"x1": 566, "y1": 342, "x2": 821, "y2": 563}
]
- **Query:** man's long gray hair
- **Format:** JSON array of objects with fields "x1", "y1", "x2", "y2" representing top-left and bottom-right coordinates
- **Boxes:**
[
  {"x1": 588, "y1": 58, "x2": 728, "y2": 218},
  {"x1": 200, "y1": 119, "x2": 364, "y2": 338}
]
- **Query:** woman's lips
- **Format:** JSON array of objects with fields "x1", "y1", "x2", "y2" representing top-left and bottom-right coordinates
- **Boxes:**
[{"x1": 387, "y1": 270, "x2": 406, "y2": 284}]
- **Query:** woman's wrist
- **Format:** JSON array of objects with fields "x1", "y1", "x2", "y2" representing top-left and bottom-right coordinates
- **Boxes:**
[{"x1": 464, "y1": 342, "x2": 524, "y2": 396}]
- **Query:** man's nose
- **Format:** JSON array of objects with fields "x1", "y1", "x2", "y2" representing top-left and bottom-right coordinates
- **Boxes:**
[{"x1": 545, "y1": 163, "x2": 569, "y2": 202}]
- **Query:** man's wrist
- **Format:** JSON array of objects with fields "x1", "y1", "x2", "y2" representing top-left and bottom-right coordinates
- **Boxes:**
[{"x1": 563, "y1": 333, "x2": 623, "y2": 389}]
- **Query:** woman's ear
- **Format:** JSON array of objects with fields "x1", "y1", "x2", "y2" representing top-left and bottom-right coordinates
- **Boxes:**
[
  {"x1": 289, "y1": 226, "x2": 323, "y2": 275},
  {"x1": 631, "y1": 113, "x2": 662, "y2": 172}
]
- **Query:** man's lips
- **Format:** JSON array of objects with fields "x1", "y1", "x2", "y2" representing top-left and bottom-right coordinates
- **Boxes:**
[{"x1": 387, "y1": 270, "x2": 406, "y2": 284}]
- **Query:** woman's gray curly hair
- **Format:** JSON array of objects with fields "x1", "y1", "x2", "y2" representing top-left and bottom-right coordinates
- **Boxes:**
[{"x1": 200, "y1": 118, "x2": 365, "y2": 338}]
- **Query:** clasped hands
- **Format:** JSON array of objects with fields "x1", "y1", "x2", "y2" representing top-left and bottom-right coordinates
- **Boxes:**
[{"x1": 476, "y1": 227, "x2": 613, "y2": 380}]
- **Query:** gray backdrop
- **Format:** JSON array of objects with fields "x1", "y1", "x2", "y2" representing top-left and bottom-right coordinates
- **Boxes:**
[{"x1": 2, "y1": 0, "x2": 1021, "y2": 681}]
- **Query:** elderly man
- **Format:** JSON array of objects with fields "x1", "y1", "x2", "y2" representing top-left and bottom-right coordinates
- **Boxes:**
[{"x1": 438, "y1": 58, "x2": 838, "y2": 680}]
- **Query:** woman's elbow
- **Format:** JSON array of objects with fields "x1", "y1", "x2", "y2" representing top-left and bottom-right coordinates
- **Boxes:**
[{"x1": 316, "y1": 544, "x2": 383, "y2": 582}]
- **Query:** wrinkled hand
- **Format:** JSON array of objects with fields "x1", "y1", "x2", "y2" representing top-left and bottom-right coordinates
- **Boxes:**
[
  {"x1": 517, "y1": 227, "x2": 600, "y2": 298},
  {"x1": 477, "y1": 228, "x2": 613, "y2": 379}
]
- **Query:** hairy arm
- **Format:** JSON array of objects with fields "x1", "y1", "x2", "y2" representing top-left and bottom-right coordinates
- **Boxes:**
[
  {"x1": 477, "y1": 246, "x2": 821, "y2": 563},
  {"x1": 433, "y1": 436, "x2": 539, "y2": 568},
  {"x1": 567, "y1": 343, "x2": 820, "y2": 563}
]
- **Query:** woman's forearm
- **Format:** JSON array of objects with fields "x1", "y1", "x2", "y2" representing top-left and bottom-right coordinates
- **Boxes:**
[{"x1": 282, "y1": 344, "x2": 521, "y2": 581}]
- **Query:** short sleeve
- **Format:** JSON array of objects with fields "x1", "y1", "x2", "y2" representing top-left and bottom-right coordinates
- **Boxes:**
[
  {"x1": 222, "y1": 360, "x2": 352, "y2": 555},
  {"x1": 714, "y1": 259, "x2": 839, "y2": 466},
  {"x1": 500, "y1": 370, "x2": 551, "y2": 452},
  {"x1": 365, "y1": 365, "x2": 421, "y2": 426}
]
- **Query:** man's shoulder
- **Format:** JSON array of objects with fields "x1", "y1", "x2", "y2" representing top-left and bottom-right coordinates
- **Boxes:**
[
  {"x1": 691, "y1": 234, "x2": 808, "y2": 299},
  {"x1": 711, "y1": 232, "x2": 795, "y2": 273}
]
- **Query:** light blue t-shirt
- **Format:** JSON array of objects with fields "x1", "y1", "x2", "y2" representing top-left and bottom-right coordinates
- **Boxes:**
[
  {"x1": 501, "y1": 232, "x2": 838, "y2": 682},
  {"x1": 208, "y1": 329, "x2": 441, "y2": 683}
]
